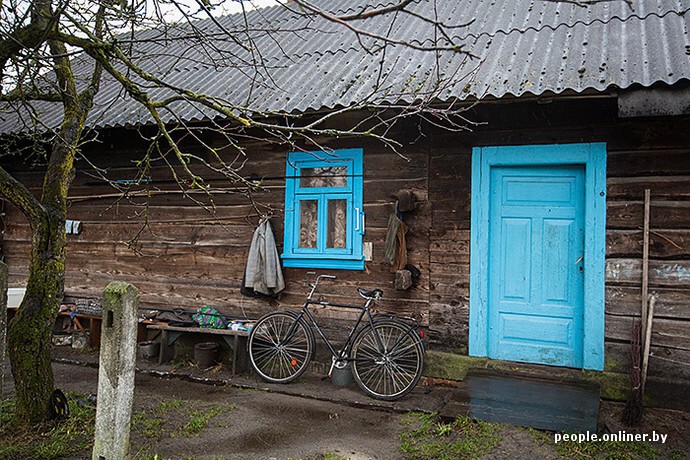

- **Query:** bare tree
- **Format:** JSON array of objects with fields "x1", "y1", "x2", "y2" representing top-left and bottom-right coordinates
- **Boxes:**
[{"x1": 0, "y1": 0, "x2": 475, "y2": 426}]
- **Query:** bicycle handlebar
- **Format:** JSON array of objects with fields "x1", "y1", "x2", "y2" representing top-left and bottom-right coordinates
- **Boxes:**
[{"x1": 306, "y1": 273, "x2": 337, "y2": 299}]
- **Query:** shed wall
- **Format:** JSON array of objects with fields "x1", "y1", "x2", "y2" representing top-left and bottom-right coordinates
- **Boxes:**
[
  {"x1": 2, "y1": 97, "x2": 689, "y2": 381},
  {"x1": 428, "y1": 97, "x2": 690, "y2": 380}
]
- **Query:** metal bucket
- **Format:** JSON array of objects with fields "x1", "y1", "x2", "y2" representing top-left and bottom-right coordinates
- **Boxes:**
[
  {"x1": 194, "y1": 342, "x2": 219, "y2": 369},
  {"x1": 331, "y1": 364, "x2": 353, "y2": 386},
  {"x1": 138, "y1": 341, "x2": 160, "y2": 360}
]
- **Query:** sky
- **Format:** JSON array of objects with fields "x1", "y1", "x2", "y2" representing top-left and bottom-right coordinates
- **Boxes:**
[{"x1": 152, "y1": 0, "x2": 281, "y2": 22}]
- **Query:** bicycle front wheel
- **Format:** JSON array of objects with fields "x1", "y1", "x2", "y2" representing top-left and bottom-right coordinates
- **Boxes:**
[
  {"x1": 248, "y1": 311, "x2": 314, "y2": 383},
  {"x1": 351, "y1": 320, "x2": 424, "y2": 400}
]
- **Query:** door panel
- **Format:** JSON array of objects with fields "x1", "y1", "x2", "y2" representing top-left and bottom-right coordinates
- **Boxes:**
[{"x1": 488, "y1": 165, "x2": 585, "y2": 368}]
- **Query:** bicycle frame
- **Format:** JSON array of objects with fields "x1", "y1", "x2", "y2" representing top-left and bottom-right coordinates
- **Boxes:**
[
  {"x1": 291, "y1": 297, "x2": 378, "y2": 365},
  {"x1": 282, "y1": 273, "x2": 387, "y2": 367}
]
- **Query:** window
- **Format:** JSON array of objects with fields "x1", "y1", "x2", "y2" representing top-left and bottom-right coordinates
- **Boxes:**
[{"x1": 282, "y1": 149, "x2": 364, "y2": 270}]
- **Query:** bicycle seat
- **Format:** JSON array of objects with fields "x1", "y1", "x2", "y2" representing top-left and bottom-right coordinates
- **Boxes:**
[{"x1": 357, "y1": 288, "x2": 383, "y2": 300}]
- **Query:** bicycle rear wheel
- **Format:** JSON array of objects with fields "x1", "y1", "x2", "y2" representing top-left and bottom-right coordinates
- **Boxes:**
[
  {"x1": 248, "y1": 311, "x2": 314, "y2": 383},
  {"x1": 351, "y1": 319, "x2": 424, "y2": 400}
]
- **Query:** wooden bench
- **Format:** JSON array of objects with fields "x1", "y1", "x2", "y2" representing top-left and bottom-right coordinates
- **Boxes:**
[
  {"x1": 147, "y1": 324, "x2": 250, "y2": 374},
  {"x1": 7, "y1": 306, "x2": 150, "y2": 349}
]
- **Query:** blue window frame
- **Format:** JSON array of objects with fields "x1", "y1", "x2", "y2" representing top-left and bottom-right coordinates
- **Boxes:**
[{"x1": 282, "y1": 149, "x2": 365, "y2": 270}]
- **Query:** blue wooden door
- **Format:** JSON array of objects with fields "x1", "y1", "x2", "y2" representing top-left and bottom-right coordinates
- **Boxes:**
[{"x1": 487, "y1": 165, "x2": 585, "y2": 368}]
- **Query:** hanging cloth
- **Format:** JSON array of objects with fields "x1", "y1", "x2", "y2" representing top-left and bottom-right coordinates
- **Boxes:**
[
  {"x1": 243, "y1": 219, "x2": 285, "y2": 296},
  {"x1": 384, "y1": 213, "x2": 408, "y2": 273}
]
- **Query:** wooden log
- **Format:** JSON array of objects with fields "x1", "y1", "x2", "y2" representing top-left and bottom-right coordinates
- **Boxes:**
[
  {"x1": 606, "y1": 259, "x2": 690, "y2": 287},
  {"x1": 607, "y1": 201, "x2": 690, "y2": 230},
  {"x1": 605, "y1": 286, "x2": 690, "y2": 320},
  {"x1": 605, "y1": 314, "x2": 689, "y2": 351},
  {"x1": 606, "y1": 229, "x2": 690, "y2": 259},
  {"x1": 607, "y1": 149, "x2": 690, "y2": 177},
  {"x1": 607, "y1": 175, "x2": 690, "y2": 200},
  {"x1": 605, "y1": 342, "x2": 690, "y2": 381}
]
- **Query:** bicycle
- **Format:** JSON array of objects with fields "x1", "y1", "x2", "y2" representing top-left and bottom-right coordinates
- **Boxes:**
[{"x1": 247, "y1": 273, "x2": 425, "y2": 400}]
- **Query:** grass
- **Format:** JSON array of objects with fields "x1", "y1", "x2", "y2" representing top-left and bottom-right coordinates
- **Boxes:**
[
  {"x1": 0, "y1": 393, "x2": 96, "y2": 460},
  {"x1": 399, "y1": 412, "x2": 502, "y2": 460},
  {"x1": 132, "y1": 412, "x2": 165, "y2": 439},
  {"x1": 132, "y1": 398, "x2": 186, "y2": 440},
  {"x1": 528, "y1": 427, "x2": 662, "y2": 460},
  {"x1": 323, "y1": 452, "x2": 348, "y2": 460},
  {"x1": 156, "y1": 399, "x2": 184, "y2": 412},
  {"x1": 180, "y1": 404, "x2": 236, "y2": 437}
]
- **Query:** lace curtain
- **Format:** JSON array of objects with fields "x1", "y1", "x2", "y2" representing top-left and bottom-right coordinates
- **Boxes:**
[{"x1": 298, "y1": 166, "x2": 348, "y2": 249}]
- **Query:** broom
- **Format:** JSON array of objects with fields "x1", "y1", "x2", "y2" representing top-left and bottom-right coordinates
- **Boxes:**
[
  {"x1": 622, "y1": 319, "x2": 644, "y2": 425},
  {"x1": 622, "y1": 189, "x2": 650, "y2": 426}
]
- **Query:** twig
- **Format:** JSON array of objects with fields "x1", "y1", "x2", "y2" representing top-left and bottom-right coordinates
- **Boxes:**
[
  {"x1": 640, "y1": 190, "x2": 650, "y2": 350},
  {"x1": 640, "y1": 295, "x2": 656, "y2": 397},
  {"x1": 637, "y1": 227, "x2": 685, "y2": 251}
]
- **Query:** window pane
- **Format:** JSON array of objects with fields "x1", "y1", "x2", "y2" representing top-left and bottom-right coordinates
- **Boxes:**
[
  {"x1": 327, "y1": 199, "x2": 347, "y2": 249},
  {"x1": 299, "y1": 200, "x2": 318, "y2": 248},
  {"x1": 300, "y1": 166, "x2": 348, "y2": 188}
]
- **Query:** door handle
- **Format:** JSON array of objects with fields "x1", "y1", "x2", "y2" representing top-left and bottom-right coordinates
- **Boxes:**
[
  {"x1": 354, "y1": 208, "x2": 365, "y2": 235},
  {"x1": 574, "y1": 256, "x2": 583, "y2": 265}
]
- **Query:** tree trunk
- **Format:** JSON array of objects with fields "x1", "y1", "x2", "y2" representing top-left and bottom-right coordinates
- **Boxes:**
[
  {"x1": 4, "y1": 110, "x2": 79, "y2": 427},
  {"x1": 1, "y1": 0, "x2": 102, "y2": 428},
  {"x1": 7, "y1": 211, "x2": 66, "y2": 426}
]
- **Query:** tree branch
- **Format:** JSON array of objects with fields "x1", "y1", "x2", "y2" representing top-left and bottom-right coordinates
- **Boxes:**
[
  {"x1": 291, "y1": 0, "x2": 468, "y2": 54},
  {"x1": 0, "y1": 164, "x2": 45, "y2": 228}
]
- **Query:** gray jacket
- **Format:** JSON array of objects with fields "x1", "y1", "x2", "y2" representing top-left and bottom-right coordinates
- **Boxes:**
[{"x1": 244, "y1": 220, "x2": 285, "y2": 296}]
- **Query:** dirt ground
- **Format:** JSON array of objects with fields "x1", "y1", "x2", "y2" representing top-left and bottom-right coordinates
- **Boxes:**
[{"x1": 2, "y1": 359, "x2": 689, "y2": 459}]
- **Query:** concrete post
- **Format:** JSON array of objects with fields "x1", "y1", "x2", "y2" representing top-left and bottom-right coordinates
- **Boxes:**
[
  {"x1": 92, "y1": 282, "x2": 139, "y2": 460},
  {"x1": 0, "y1": 261, "x2": 7, "y2": 422}
]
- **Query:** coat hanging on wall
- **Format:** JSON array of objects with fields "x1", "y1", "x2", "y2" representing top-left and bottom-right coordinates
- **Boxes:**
[
  {"x1": 243, "y1": 219, "x2": 285, "y2": 297},
  {"x1": 384, "y1": 213, "x2": 408, "y2": 273}
]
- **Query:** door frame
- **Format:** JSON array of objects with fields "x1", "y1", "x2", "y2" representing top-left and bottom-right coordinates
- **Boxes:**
[{"x1": 468, "y1": 143, "x2": 607, "y2": 370}]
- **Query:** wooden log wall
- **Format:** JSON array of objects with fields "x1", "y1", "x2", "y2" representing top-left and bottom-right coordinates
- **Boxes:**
[
  {"x1": 427, "y1": 97, "x2": 690, "y2": 381},
  {"x1": 1, "y1": 121, "x2": 431, "y2": 344},
  {"x1": 2, "y1": 97, "x2": 689, "y2": 382}
]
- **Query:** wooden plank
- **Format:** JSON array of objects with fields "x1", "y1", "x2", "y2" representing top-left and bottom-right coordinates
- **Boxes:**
[
  {"x1": 605, "y1": 314, "x2": 690, "y2": 351},
  {"x1": 66, "y1": 186, "x2": 285, "y2": 208},
  {"x1": 430, "y1": 229, "x2": 470, "y2": 244},
  {"x1": 147, "y1": 324, "x2": 249, "y2": 337},
  {"x1": 607, "y1": 229, "x2": 690, "y2": 259},
  {"x1": 606, "y1": 286, "x2": 690, "y2": 320},
  {"x1": 606, "y1": 258, "x2": 690, "y2": 287},
  {"x1": 430, "y1": 252, "x2": 470, "y2": 264},
  {"x1": 606, "y1": 175, "x2": 690, "y2": 200},
  {"x1": 431, "y1": 207, "x2": 471, "y2": 226},
  {"x1": 428, "y1": 178, "x2": 470, "y2": 197},
  {"x1": 5, "y1": 223, "x2": 258, "y2": 248},
  {"x1": 429, "y1": 154, "x2": 472, "y2": 180},
  {"x1": 429, "y1": 290, "x2": 470, "y2": 307},
  {"x1": 607, "y1": 149, "x2": 690, "y2": 177},
  {"x1": 430, "y1": 235, "x2": 470, "y2": 254},
  {"x1": 9, "y1": 203, "x2": 279, "y2": 224},
  {"x1": 605, "y1": 342, "x2": 690, "y2": 381},
  {"x1": 427, "y1": 302, "x2": 469, "y2": 349},
  {"x1": 606, "y1": 201, "x2": 690, "y2": 229},
  {"x1": 430, "y1": 280, "x2": 470, "y2": 298}
]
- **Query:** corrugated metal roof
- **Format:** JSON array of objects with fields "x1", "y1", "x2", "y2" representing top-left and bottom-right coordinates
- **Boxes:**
[{"x1": 1, "y1": 0, "x2": 689, "y2": 131}]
